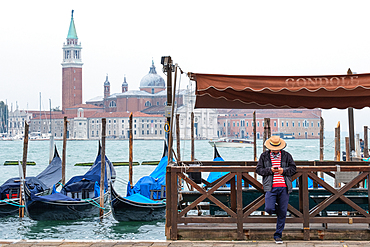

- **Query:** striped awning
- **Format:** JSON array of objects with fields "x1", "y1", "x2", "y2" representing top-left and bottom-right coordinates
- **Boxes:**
[{"x1": 190, "y1": 72, "x2": 370, "y2": 109}]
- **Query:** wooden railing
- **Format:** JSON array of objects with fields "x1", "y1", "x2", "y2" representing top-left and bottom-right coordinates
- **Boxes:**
[{"x1": 165, "y1": 161, "x2": 370, "y2": 241}]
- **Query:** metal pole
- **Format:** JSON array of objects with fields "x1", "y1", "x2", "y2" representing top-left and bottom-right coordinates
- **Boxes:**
[
  {"x1": 166, "y1": 57, "x2": 173, "y2": 148},
  {"x1": 176, "y1": 114, "x2": 181, "y2": 162},
  {"x1": 129, "y1": 113, "x2": 133, "y2": 187},
  {"x1": 62, "y1": 116, "x2": 67, "y2": 185},
  {"x1": 168, "y1": 64, "x2": 178, "y2": 165},
  {"x1": 100, "y1": 118, "x2": 106, "y2": 218}
]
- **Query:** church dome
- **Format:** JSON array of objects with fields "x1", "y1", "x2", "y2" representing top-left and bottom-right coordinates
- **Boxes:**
[{"x1": 140, "y1": 60, "x2": 165, "y2": 88}]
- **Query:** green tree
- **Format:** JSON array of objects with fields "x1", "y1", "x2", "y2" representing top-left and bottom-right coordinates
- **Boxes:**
[{"x1": 0, "y1": 101, "x2": 8, "y2": 133}]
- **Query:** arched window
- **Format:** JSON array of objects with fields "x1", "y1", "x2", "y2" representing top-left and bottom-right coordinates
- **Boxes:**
[
  {"x1": 145, "y1": 101, "x2": 152, "y2": 107},
  {"x1": 109, "y1": 101, "x2": 116, "y2": 108}
]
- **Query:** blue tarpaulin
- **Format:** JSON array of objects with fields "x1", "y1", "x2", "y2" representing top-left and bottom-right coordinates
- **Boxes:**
[
  {"x1": 126, "y1": 155, "x2": 168, "y2": 200},
  {"x1": 124, "y1": 193, "x2": 162, "y2": 204}
]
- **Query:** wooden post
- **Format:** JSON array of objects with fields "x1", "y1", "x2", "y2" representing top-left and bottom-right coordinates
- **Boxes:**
[
  {"x1": 253, "y1": 111, "x2": 257, "y2": 180},
  {"x1": 320, "y1": 117, "x2": 324, "y2": 161},
  {"x1": 302, "y1": 171, "x2": 310, "y2": 240},
  {"x1": 253, "y1": 111, "x2": 257, "y2": 162},
  {"x1": 263, "y1": 118, "x2": 267, "y2": 153},
  {"x1": 267, "y1": 118, "x2": 271, "y2": 138},
  {"x1": 129, "y1": 113, "x2": 133, "y2": 187},
  {"x1": 236, "y1": 172, "x2": 243, "y2": 240},
  {"x1": 100, "y1": 118, "x2": 106, "y2": 218},
  {"x1": 165, "y1": 166, "x2": 172, "y2": 239},
  {"x1": 19, "y1": 121, "x2": 29, "y2": 218},
  {"x1": 62, "y1": 116, "x2": 67, "y2": 185},
  {"x1": 170, "y1": 167, "x2": 178, "y2": 240},
  {"x1": 191, "y1": 112, "x2": 194, "y2": 162},
  {"x1": 345, "y1": 137, "x2": 350, "y2": 162},
  {"x1": 364, "y1": 126, "x2": 369, "y2": 158},
  {"x1": 335, "y1": 122, "x2": 340, "y2": 161},
  {"x1": 347, "y1": 69, "x2": 355, "y2": 156},
  {"x1": 176, "y1": 114, "x2": 181, "y2": 162}
]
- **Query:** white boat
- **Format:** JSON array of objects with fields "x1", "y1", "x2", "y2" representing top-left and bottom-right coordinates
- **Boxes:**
[{"x1": 208, "y1": 138, "x2": 254, "y2": 148}]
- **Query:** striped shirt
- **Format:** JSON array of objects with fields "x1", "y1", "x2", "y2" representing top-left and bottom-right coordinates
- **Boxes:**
[{"x1": 271, "y1": 151, "x2": 286, "y2": 187}]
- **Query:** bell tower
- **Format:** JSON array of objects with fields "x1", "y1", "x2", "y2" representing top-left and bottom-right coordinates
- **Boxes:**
[
  {"x1": 104, "y1": 74, "x2": 110, "y2": 98},
  {"x1": 62, "y1": 10, "x2": 83, "y2": 113},
  {"x1": 122, "y1": 75, "x2": 128, "y2": 93}
]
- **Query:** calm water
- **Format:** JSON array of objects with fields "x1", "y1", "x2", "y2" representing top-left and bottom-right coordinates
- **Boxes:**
[{"x1": 0, "y1": 138, "x2": 341, "y2": 240}]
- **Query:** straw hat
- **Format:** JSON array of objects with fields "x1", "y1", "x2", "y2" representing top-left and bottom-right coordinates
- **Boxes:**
[{"x1": 264, "y1": 136, "x2": 286, "y2": 151}]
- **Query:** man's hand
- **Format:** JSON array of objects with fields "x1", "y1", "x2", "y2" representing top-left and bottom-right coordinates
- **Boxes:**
[{"x1": 271, "y1": 167, "x2": 283, "y2": 175}]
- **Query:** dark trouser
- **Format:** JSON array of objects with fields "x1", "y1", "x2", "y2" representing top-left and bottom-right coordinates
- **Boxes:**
[{"x1": 265, "y1": 187, "x2": 289, "y2": 239}]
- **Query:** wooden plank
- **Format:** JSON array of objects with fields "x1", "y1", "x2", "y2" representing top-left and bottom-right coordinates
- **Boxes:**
[
  {"x1": 230, "y1": 176, "x2": 236, "y2": 212},
  {"x1": 308, "y1": 172, "x2": 370, "y2": 217},
  {"x1": 309, "y1": 172, "x2": 368, "y2": 217},
  {"x1": 178, "y1": 172, "x2": 236, "y2": 218},
  {"x1": 241, "y1": 172, "x2": 264, "y2": 192},
  {"x1": 236, "y1": 172, "x2": 243, "y2": 240}
]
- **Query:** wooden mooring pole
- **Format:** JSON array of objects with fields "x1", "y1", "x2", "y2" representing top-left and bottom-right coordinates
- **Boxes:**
[
  {"x1": 263, "y1": 118, "x2": 270, "y2": 153},
  {"x1": 191, "y1": 112, "x2": 194, "y2": 162},
  {"x1": 335, "y1": 122, "x2": 340, "y2": 161},
  {"x1": 129, "y1": 113, "x2": 133, "y2": 187},
  {"x1": 99, "y1": 118, "x2": 106, "y2": 218},
  {"x1": 345, "y1": 137, "x2": 350, "y2": 162},
  {"x1": 347, "y1": 69, "x2": 355, "y2": 159},
  {"x1": 19, "y1": 121, "x2": 29, "y2": 218},
  {"x1": 364, "y1": 126, "x2": 369, "y2": 158},
  {"x1": 253, "y1": 111, "x2": 257, "y2": 162},
  {"x1": 320, "y1": 117, "x2": 324, "y2": 161},
  {"x1": 62, "y1": 116, "x2": 67, "y2": 185}
]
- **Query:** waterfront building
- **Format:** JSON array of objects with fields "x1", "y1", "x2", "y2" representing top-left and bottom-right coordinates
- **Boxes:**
[
  {"x1": 217, "y1": 109, "x2": 321, "y2": 139},
  {"x1": 7, "y1": 107, "x2": 32, "y2": 138}
]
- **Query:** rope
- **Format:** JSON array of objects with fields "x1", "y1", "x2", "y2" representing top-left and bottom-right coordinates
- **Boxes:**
[
  {"x1": 0, "y1": 199, "x2": 25, "y2": 207},
  {"x1": 82, "y1": 198, "x2": 105, "y2": 210}
]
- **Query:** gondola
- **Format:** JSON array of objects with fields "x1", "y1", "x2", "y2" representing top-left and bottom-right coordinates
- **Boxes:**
[
  {"x1": 111, "y1": 142, "x2": 167, "y2": 222},
  {"x1": 0, "y1": 146, "x2": 62, "y2": 218},
  {"x1": 25, "y1": 144, "x2": 116, "y2": 221}
]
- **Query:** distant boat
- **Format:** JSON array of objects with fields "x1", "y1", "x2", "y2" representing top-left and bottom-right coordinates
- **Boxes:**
[{"x1": 208, "y1": 138, "x2": 254, "y2": 148}]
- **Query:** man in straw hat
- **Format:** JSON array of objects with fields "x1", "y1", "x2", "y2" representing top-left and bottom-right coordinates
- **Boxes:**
[{"x1": 256, "y1": 136, "x2": 296, "y2": 244}]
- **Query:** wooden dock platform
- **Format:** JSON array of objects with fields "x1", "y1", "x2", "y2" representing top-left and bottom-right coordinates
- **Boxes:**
[
  {"x1": 177, "y1": 223, "x2": 370, "y2": 241},
  {"x1": 1, "y1": 240, "x2": 370, "y2": 247},
  {"x1": 0, "y1": 240, "x2": 370, "y2": 247}
]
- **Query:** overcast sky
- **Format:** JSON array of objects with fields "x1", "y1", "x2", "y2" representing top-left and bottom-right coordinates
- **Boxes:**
[{"x1": 1, "y1": 1, "x2": 370, "y2": 135}]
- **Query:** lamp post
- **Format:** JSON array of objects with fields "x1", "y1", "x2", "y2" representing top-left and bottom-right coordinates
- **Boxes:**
[{"x1": 161, "y1": 56, "x2": 173, "y2": 159}]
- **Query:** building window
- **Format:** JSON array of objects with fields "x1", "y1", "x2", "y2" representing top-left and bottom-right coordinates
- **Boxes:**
[
  {"x1": 282, "y1": 122, "x2": 284, "y2": 127},
  {"x1": 122, "y1": 120, "x2": 124, "y2": 123},
  {"x1": 156, "y1": 102, "x2": 159, "y2": 106},
  {"x1": 233, "y1": 122, "x2": 235, "y2": 127},
  {"x1": 145, "y1": 101, "x2": 151, "y2": 107},
  {"x1": 286, "y1": 122, "x2": 289, "y2": 127},
  {"x1": 155, "y1": 130, "x2": 157, "y2": 134},
  {"x1": 292, "y1": 121, "x2": 295, "y2": 127},
  {"x1": 147, "y1": 130, "x2": 149, "y2": 134},
  {"x1": 312, "y1": 132, "x2": 314, "y2": 136},
  {"x1": 298, "y1": 121, "x2": 301, "y2": 127},
  {"x1": 109, "y1": 101, "x2": 116, "y2": 108},
  {"x1": 318, "y1": 122, "x2": 320, "y2": 127},
  {"x1": 257, "y1": 122, "x2": 259, "y2": 127},
  {"x1": 91, "y1": 131, "x2": 94, "y2": 137},
  {"x1": 142, "y1": 130, "x2": 144, "y2": 135},
  {"x1": 311, "y1": 121, "x2": 314, "y2": 127},
  {"x1": 299, "y1": 132, "x2": 301, "y2": 136}
]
